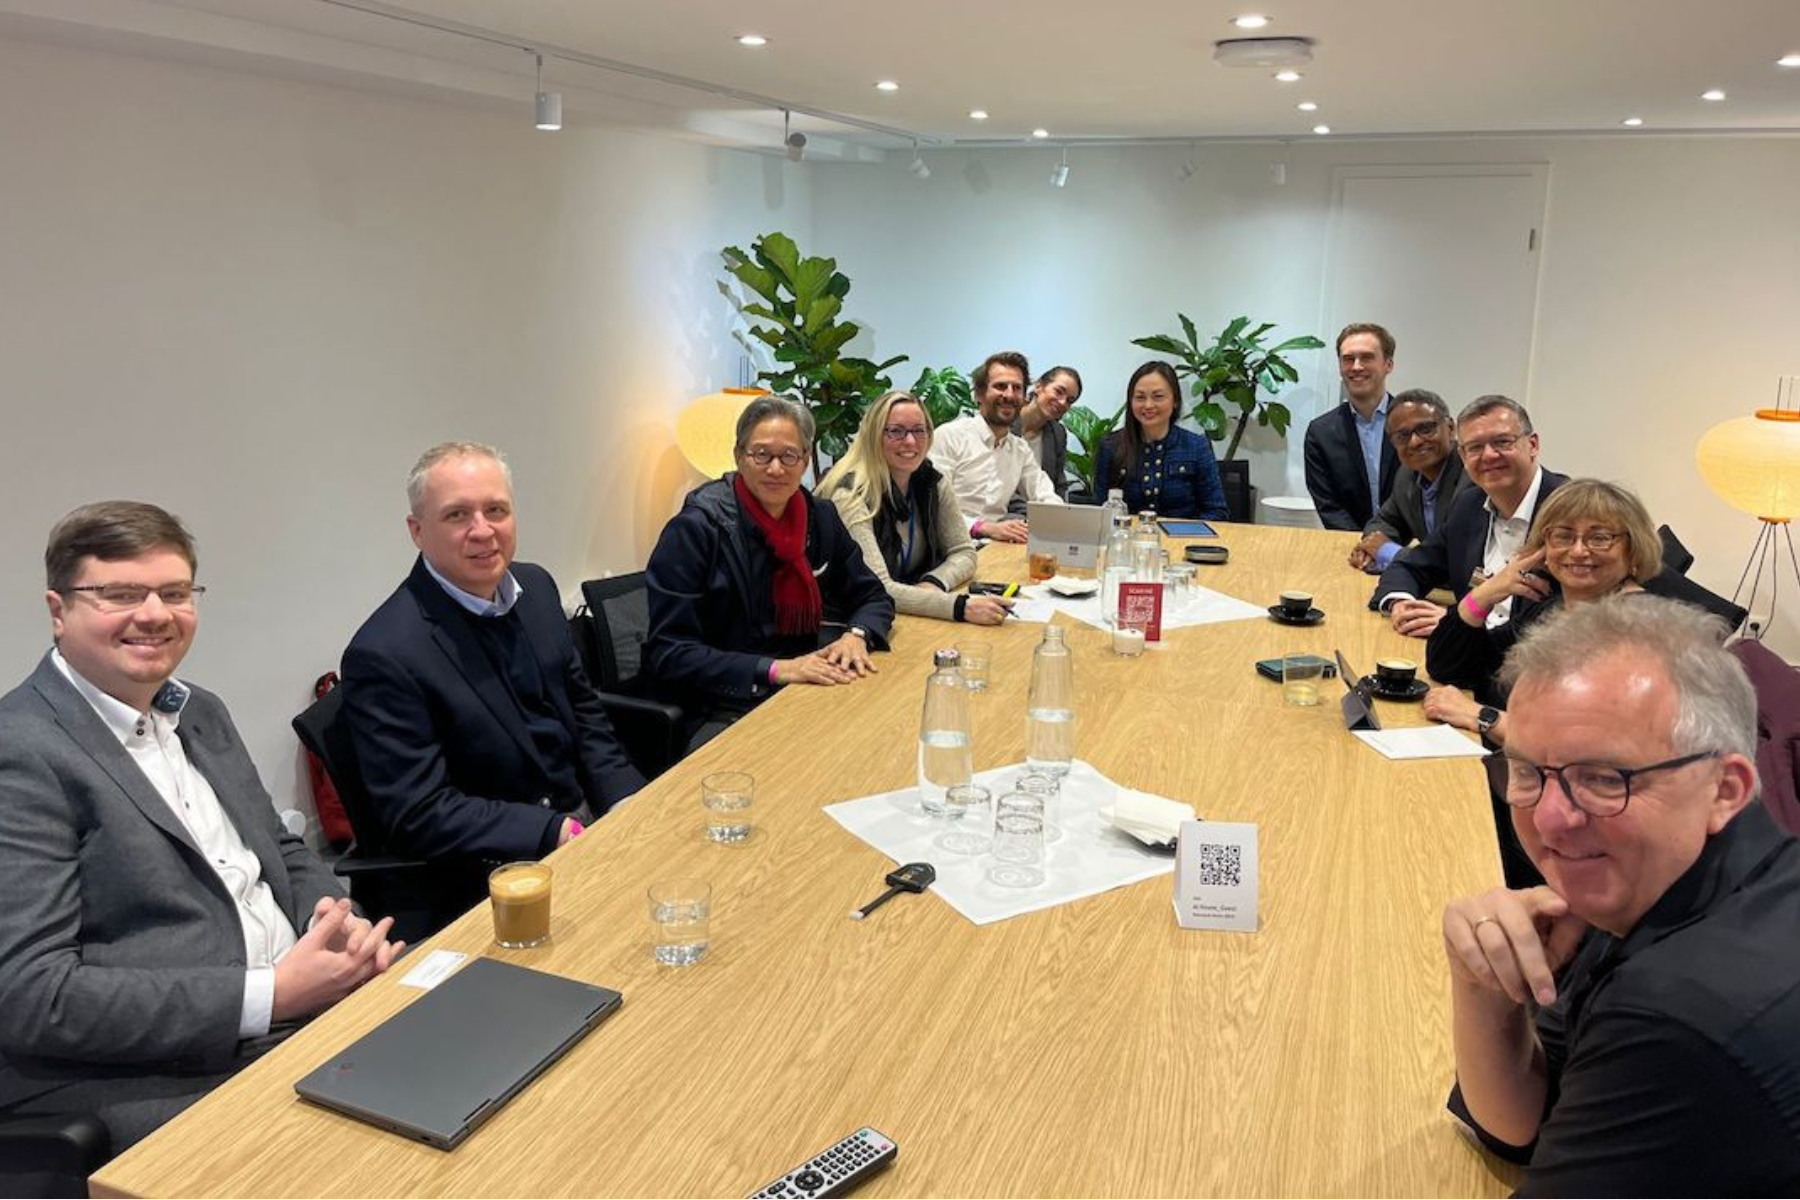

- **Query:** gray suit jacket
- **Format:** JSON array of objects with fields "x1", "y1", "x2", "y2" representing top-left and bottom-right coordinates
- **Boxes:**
[
  {"x1": 1366, "y1": 453, "x2": 1474, "y2": 548},
  {"x1": 0, "y1": 654, "x2": 343, "y2": 1114}
]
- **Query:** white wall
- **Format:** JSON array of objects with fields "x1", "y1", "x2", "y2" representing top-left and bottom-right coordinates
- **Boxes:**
[
  {"x1": 0, "y1": 34, "x2": 807, "y2": 820},
  {"x1": 811, "y1": 136, "x2": 1800, "y2": 643}
]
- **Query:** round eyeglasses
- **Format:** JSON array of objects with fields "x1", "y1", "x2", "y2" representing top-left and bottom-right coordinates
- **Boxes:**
[{"x1": 1483, "y1": 750, "x2": 1718, "y2": 818}]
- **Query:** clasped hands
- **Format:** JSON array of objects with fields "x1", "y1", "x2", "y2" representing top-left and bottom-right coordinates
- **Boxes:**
[
  {"x1": 1443, "y1": 886, "x2": 1589, "y2": 1008},
  {"x1": 272, "y1": 896, "x2": 405, "y2": 1022},
  {"x1": 777, "y1": 632, "x2": 878, "y2": 687}
]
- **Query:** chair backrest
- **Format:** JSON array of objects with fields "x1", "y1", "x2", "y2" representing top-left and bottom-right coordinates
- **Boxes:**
[
  {"x1": 1217, "y1": 459, "x2": 1253, "y2": 524},
  {"x1": 291, "y1": 686, "x2": 391, "y2": 854},
  {"x1": 1728, "y1": 638, "x2": 1800, "y2": 838},
  {"x1": 579, "y1": 573, "x2": 653, "y2": 693},
  {"x1": 1658, "y1": 524, "x2": 1695, "y2": 576}
]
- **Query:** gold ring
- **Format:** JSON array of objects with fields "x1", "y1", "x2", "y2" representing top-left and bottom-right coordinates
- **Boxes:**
[{"x1": 1473, "y1": 915, "x2": 1499, "y2": 929}]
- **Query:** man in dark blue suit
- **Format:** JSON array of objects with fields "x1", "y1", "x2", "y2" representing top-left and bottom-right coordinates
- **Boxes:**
[
  {"x1": 1303, "y1": 322, "x2": 1401, "y2": 531},
  {"x1": 342, "y1": 443, "x2": 644, "y2": 925}
]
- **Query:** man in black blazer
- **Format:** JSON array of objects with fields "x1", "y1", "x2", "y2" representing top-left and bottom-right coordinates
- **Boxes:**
[
  {"x1": 1350, "y1": 389, "x2": 1473, "y2": 572},
  {"x1": 0, "y1": 502, "x2": 401, "y2": 1153},
  {"x1": 1372, "y1": 396, "x2": 1568, "y2": 638},
  {"x1": 1303, "y1": 322, "x2": 1401, "y2": 530},
  {"x1": 341, "y1": 443, "x2": 645, "y2": 924}
]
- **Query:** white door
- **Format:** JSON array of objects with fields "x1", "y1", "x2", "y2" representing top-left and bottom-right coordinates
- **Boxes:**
[{"x1": 1319, "y1": 164, "x2": 1548, "y2": 414}]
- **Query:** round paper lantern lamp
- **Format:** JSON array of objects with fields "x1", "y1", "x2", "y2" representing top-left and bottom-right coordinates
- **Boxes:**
[
  {"x1": 677, "y1": 387, "x2": 769, "y2": 480},
  {"x1": 1696, "y1": 408, "x2": 1800, "y2": 522}
]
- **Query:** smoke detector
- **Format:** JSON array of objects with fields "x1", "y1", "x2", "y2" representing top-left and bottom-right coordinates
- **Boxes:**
[{"x1": 1213, "y1": 37, "x2": 1314, "y2": 69}]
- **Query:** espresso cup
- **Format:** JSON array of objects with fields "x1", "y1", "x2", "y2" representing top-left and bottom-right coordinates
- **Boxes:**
[
  {"x1": 1278, "y1": 590, "x2": 1313, "y2": 618},
  {"x1": 1375, "y1": 657, "x2": 1418, "y2": 691}
]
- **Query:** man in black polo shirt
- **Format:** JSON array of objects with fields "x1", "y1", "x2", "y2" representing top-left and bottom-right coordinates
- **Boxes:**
[
  {"x1": 1441, "y1": 596, "x2": 1800, "y2": 1193},
  {"x1": 341, "y1": 442, "x2": 644, "y2": 932}
]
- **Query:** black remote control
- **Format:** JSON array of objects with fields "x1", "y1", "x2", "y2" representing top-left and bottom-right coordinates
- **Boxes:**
[{"x1": 747, "y1": 1127, "x2": 897, "y2": 1198}]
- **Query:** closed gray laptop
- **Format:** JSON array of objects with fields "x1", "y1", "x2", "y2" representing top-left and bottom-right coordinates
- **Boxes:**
[
  {"x1": 1026, "y1": 501, "x2": 1108, "y2": 569},
  {"x1": 295, "y1": 957, "x2": 622, "y2": 1150}
]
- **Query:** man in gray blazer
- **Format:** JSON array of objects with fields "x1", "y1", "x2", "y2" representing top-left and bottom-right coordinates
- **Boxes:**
[
  {"x1": 0, "y1": 501, "x2": 403, "y2": 1156},
  {"x1": 1349, "y1": 388, "x2": 1472, "y2": 572}
]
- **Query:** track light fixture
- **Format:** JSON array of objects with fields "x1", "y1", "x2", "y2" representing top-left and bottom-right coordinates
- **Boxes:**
[
  {"x1": 1050, "y1": 147, "x2": 1070, "y2": 188},
  {"x1": 907, "y1": 140, "x2": 931, "y2": 180},
  {"x1": 783, "y1": 109, "x2": 807, "y2": 161},
  {"x1": 534, "y1": 54, "x2": 561, "y2": 130}
]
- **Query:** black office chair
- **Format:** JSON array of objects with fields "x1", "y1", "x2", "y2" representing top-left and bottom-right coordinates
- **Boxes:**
[
  {"x1": 0, "y1": 1112, "x2": 110, "y2": 1198},
  {"x1": 1218, "y1": 459, "x2": 1254, "y2": 523},
  {"x1": 1658, "y1": 524, "x2": 1695, "y2": 575},
  {"x1": 571, "y1": 573, "x2": 685, "y2": 780},
  {"x1": 291, "y1": 687, "x2": 439, "y2": 945}
]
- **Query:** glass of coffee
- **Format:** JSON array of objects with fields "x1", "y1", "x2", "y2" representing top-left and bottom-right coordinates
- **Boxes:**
[{"x1": 489, "y1": 862, "x2": 553, "y2": 948}]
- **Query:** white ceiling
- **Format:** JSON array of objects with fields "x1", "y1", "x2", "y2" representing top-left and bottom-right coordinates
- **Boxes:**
[{"x1": 9, "y1": 0, "x2": 1800, "y2": 150}]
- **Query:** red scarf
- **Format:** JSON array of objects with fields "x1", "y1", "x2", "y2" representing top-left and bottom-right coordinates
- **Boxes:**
[{"x1": 733, "y1": 473, "x2": 822, "y2": 636}]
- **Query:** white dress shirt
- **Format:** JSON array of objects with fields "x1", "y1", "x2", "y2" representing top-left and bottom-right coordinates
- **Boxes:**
[
  {"x1": 52, "y1": 650, "x2": 298, "y2": 1038},
  {"x1": 929, "y1": 414, "x2": 1061, "y2": 531},
  {"x1": 1480, "y1": 466, "x2": 1547, "y2": 627}
]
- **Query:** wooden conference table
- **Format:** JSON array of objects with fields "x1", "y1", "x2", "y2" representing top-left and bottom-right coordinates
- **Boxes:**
[{"x1": 93, "y1": 523, "x2": 1519, "y2": 1198}]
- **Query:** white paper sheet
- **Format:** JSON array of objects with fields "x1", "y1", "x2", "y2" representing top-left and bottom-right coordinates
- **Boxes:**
[
  {"x1": 1011, "y1": 583, "x2": 1266, "y2": 632},
  {"x1": 823, "y1": 760, "x2": 1181, "y2": 925},
  {"x1": 1353, "y1": 725, "x2": 1488, "y2": 760}
]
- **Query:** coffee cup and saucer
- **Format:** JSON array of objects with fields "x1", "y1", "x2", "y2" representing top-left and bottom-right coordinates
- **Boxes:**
[
  {"x1": 1368, "y1": 657, "x2": 1429, "y2": 701},
  {"x1": 1267, "y1": 590, "x2": 1325, "y2": 626}
]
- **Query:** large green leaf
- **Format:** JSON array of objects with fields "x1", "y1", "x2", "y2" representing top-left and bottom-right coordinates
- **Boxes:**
[
  {"x1": 1131, "y1": 334, "x2": 1190, "y2": 357},
  {"x1": 1269, "y1": 335, "x2": 1326, "y2": 354},
  {"x1": 1177, "y1": 312, "x2": 1200, "y2": 354},
  {"x1": 1193, "y1": 400, "x2": 1229, "y2": 440},
  {"x1": 1218, "y1": 316, "x2": 1252, "y2": 344},
  {"x1": 725, "y1": 260, "x2": 779, "y2": 304},
  {"x1": 755, "y1": 232, "x2": 801, "y2": 286},
  {"x1": 800, "y1": 293, "x2": 843, "y2": 331},
  {"x1": 1265, "y1": 403, "x2": 1292, "y2": 438},
  {"x1": 790, "y1": 256, "x2": 838, "y2": 309}
]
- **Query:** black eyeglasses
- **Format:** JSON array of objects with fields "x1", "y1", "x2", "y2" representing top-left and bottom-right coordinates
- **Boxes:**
[
  {"x1": 65, "y1": 583, "x2": 206, "y2": 612},
  {"x1": 743, "y1": 447, "x2": 807, "y2": 469},
  {"x1": 1483, "y1": 749, "x2": 1719, "y2": 818},
  {"x1": 1388, "y1": 419, "x2": 1442, "y2": 447},
  {"x1": 882, "y1": 426, "x2": 930, "y2": 442},
  {"x1": 1545, "y1": 526, "x2": 1623, "y2": 552},
  {"x1": 1461, "y1": 434, "x2": 1524, "y2": 458}
]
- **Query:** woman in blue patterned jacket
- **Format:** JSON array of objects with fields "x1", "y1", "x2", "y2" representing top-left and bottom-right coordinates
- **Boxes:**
[{"x1": 1094, "y1": 361, "x2": 1228, "y2": 520}]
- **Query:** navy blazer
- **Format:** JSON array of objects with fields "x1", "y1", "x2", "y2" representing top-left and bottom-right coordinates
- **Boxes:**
[
  {"x1": 1370, "y1": 469, "x2": 1569, "y2": 611},
  {"x1": 341, "y1": 558, "x2": 644, "y2": 866},
  {"x1": 1303, "y1": 400, "x2": 1400, "y2": 531}
]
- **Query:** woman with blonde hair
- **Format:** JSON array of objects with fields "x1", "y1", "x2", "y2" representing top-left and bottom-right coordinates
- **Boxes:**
[{"x1": 818, "y1": 391, "x2": 1011, "y2": 625}]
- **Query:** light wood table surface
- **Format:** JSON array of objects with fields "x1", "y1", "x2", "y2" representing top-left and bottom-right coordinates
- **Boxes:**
[{"x1": 92, "y1": 523, "x2": 1519, "y2": 1199}]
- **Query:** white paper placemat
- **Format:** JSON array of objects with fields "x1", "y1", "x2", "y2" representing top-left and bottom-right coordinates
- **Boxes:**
[
  {"x1": 823, "y1": 760, "x2": 1181, "y2": 925},
  {"x1": 1011, "y1": 582, "x2": 1266, "y2": 632},
  {"x1": 1354, "y1": 725, "x2": 1488, "y2": 760}
]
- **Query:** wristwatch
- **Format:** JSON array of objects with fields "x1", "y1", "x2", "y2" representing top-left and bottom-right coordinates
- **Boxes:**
[
  {"x1": 847, "y1": 626, "x2": 869, "y2": 641},
  {"x1": 1475, "y1": 705, "x2": 1501, "y2": 736}
]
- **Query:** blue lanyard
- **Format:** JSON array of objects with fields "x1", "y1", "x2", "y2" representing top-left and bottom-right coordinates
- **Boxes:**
[{"x1": 902, "y1": 503, "x2": 917, "y2": 569}]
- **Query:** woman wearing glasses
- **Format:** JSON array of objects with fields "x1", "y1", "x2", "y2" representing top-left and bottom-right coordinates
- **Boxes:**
[
  {"x1": 816, "y1": 391, "x2": 1011, "y2": 626},
  {"x1": 1424, "y1": 479, "x2": 1665, "y2": 745},
  {"x1": 645, "y1": 396, "x2": 894, "y2": 751},
  {"x1": 1092, "y1": 361, "x2": 1228, "y2": 521}
]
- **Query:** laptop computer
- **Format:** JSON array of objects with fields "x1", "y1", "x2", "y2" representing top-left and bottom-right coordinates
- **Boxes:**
[
  {"x1": 295, "y1": 956, "x2": 623, "y2": 1150},
  {"x1": 1026, "y1": 502, "x2": 1109, "y2": 570}
]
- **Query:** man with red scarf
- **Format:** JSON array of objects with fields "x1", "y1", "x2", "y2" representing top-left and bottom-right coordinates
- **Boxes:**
[{"x1": 646, "y1": 397, "x2": 895, "y2": 753}]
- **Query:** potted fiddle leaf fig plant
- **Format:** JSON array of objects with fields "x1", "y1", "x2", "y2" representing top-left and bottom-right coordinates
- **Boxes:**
[
  {"x1": 719, "y1": 232, "x2": 906, "y2": 475},
  {"x1": 1132, "y1": 315, "x2": 1324, "y2": 460}
]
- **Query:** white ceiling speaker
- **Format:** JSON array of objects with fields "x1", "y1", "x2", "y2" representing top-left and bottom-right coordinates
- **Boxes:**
[{"x1": 1213, "y1": 37, "x2": 1314, "y2": 69}]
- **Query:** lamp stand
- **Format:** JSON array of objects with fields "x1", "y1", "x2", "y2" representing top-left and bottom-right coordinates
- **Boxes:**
[{"x1": 1730, "y1": 517, "x2": 1800, "y2": 641}]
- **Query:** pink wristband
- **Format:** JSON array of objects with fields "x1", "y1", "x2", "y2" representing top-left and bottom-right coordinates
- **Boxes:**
[
  {"x1": 567, "y1": 819, "x2": 585, "y2": 838},
  {"x1": 768, "y1": 661, "x2": 781, "y2": 685},
  {"x1": 1460, "y1": 592, "x2": 1490, "y2": 622}
]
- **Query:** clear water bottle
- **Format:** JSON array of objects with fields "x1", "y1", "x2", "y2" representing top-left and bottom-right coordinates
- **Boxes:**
[
  {"x1": 918, "y1": 648, "x2": 973, "y2": 816},
  {"x1": 1102, "y1": 488, "x2": 1130, "y2": 531},
  {"x1": 1025, "y1": 627, "x2": 1075, "y2": 779},
  {"x1": 1101, "y1": 521, "x2": 1135, "y2": 625}
]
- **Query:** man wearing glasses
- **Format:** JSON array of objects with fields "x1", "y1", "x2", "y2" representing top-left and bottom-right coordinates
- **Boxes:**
[
  {"x1": 1370, "y1": 395, "x2": 1567, "y2": 638},
  {"x1": 0, "y1": 502, "x2": 403, "y2": 1154},
  {"x1": 341, "y1": 443, "x2": 645, "y2": 933},
  {"x1": 929, "y1": 350, "x2": 1062, "y2": 544},
  {"x1": 1347, "y1": 389, "x2": 1471, "y2": 572},
  {"x1": 1441, "y1": 596, "x2": 1800, "y2": 1192}
]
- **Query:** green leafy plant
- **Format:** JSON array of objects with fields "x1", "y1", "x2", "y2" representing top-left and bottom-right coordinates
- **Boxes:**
[
  {"x1": 909, "y1": 365, "x2": 974, "y2": 429},
  {"x1": 720, "y1": 232, "x2": 907, "y2": 474},
  {"x1": 1063, "y1": 403, "x2": 1124, "y2": 499},
  {"x1": 1131, "y1": 315, "x2": 1325, "y2": 460}
]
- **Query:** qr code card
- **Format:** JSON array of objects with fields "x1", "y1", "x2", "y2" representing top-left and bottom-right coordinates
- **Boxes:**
[{"x1": 1173, "y1": 820, "x2": 1259, "y2": 932}]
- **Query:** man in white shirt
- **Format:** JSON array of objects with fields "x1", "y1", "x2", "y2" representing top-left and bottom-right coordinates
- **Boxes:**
[
  {"x1": 928, "y1": 350, "x2": 1063, "y2": 543},
  {"x1": 0, "y1": 501, "x2": 402, "y2": 1156},
  {"x1": 1370, "y1": 396, "x2": 1568, "y2": 638}
]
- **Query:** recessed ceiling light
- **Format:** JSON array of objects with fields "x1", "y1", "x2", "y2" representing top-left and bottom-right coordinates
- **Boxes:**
[
  {"x1": 1274, "y1": 69, "x2": 1302, "y2": 82},
  {"x1": 969, "y1": 109, "x2": 989, "y2": 120},
  {"x1": 1312, "y1": 124, "x2": 1331, "y2": 135},
  {"x1": 875, "y1": 80, "x2": 900, "y2": 92},
  {"x1": 1621, "y1": 116, "x2": 1644, "y2": 127},
  {"x1": 1232, "y1": 14, "x2": 1270, "y2": 29},
  {"x1": 1031, "y1": 128, "x2": 1050, "y2": 139},
  {"x1": 1701, "y1": 88, "x2": 1726, "y2": 101},
  {"x1": 735, "y1": 34, "x2": 767, "y2": 47},
  {"x1": 1297, "y1": 101, "x2": 1318, "y2": 112},
  {"x1": 1780, "y1": 54, "x2": 1800, "y2": 68}
]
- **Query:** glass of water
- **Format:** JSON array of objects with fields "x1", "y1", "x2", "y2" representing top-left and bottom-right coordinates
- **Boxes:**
[
  {"x1": 702, "y1": 771, "x2": 755, "y2": 843},
  {"x1": 988, "y1": 793, "x2": 1046, "y2": 888},
  {"x1": 1015, "y1": 771, "x2": 1064, "y2": 844},
  {"x1": 954, "y1": 641, "x2": 992, "y2": 692},
  {"x1": 935, "y1": 783, "x2": 993, "y2": 855},
  {"x1": 648, "y1": 879, "x2": 711, "y2": 966}
]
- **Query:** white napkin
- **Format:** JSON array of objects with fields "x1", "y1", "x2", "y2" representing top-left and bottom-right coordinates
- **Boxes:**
[{"x1": 1104, "y1": 787, "x2": 1198, "y2": 846}]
